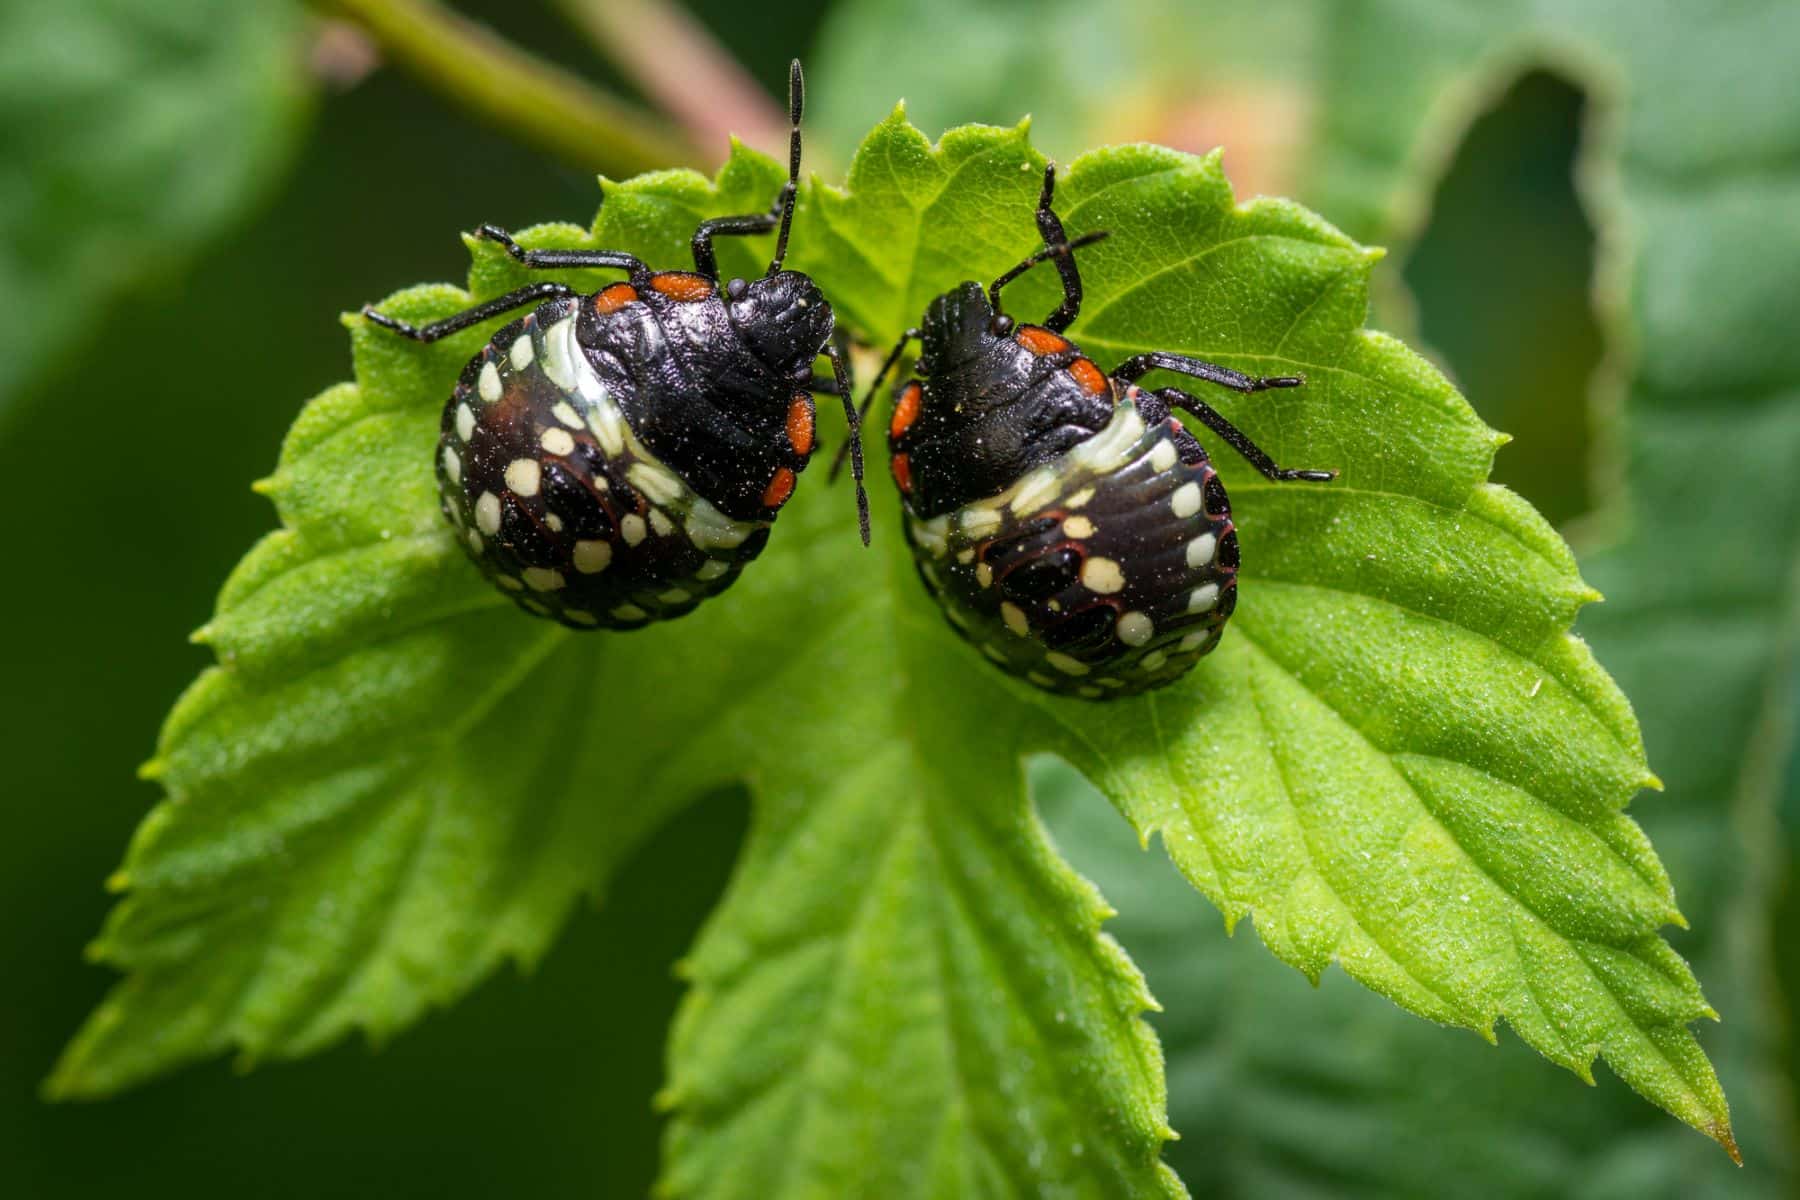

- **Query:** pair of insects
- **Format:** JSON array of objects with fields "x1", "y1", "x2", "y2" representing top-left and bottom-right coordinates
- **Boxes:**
[{"x1": 365, "y1": 61, "x2": 1334, "y2": 699}]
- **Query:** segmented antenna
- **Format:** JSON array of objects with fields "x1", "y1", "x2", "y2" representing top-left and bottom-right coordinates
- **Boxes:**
[{"x1": 768, "y1": 59, "x2": 804, "y2": 274}]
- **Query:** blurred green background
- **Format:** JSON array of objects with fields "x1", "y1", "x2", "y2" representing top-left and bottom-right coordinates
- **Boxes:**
[{"x1": 2, "y1": 0, "x2": 1790, "y2": 1196}]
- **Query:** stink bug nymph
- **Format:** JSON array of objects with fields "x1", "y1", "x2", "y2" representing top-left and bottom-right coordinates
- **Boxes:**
[
  {"x1": 854, "y1": 163, "x2": 1335, "y2": 698},
  {"x1": 362, "y1": 61, "x2": 868, "y2": 630}
]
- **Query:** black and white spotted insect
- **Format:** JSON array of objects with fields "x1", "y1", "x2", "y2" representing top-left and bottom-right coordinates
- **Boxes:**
[
  {"x1": 362, "y1": 60, "x2": 867, "y2": 630},
  {"x1": 851, "y1": 162, "x2": 1335, "y2": 698}
]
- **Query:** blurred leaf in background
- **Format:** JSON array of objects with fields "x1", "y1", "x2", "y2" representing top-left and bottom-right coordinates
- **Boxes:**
[{"x1": 0, "y1": 0, "x2": 312, "y2": 425}]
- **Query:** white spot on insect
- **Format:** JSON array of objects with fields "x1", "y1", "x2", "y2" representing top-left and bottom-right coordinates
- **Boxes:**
[
  {"x1": 455, "y1": 402, "x2": 476, "y2": 442},
  {"x1": 509, "y1": 334, "x2": 535, "y2": 369},
  {"x1": 478, "y1": 361, "x2": 502, "y2": 404},
  {"x1": 1062, "y1": 515, "x2": 1094, "y2": 539},
  {"x1": 659, "y1": 588, "x2": 691, "y2": 605},
  {"x1": 587, "y1": 402, "x2": 625, "y2": 457},
  {"x1": 540, "y1": 427, "x2": 575, "y2": 456},
  {"x1": 1098, "y1": 677, "x2": 1125, "y2": 689},
  {"x1": 573, "y1": 539, "x2": 612, "y2": 573},
  {"x1": 495, "y1": 574, "x2": 523, "y2": 591},
  {"x1": 1000, "y1": 602, "x2": 1029, "y2": 636},
  {"x1": 1027, "y1": 671, "x2": 1056, "y2": 687},
  {"x1": 1139, "y1": 649, "x2": 1169, "y2": 672},
  {"x1": 1180, "y1": 628, "x2": 1213, "y2": 652},
  {"x1": 1117, "y1": 611, "x2": 1154, "y2": 646},
  {"x1": 1078, "y1": 686, "x2": 1103, "y2": 698},
  {"x1": 685, "y1": 497, "x2": 756, "y2": 549},
  {"x1": 441, "y1": 445, "x2": 462, "y2": 485},
  {"x1": 942, "y1": 601, "x2": 971, "y2": 630},
  {"x1": 628, "y1": 462, "x2": 684, "y2": 506},
  {"x1": 564, "y1": 609, "x2": 599, "y2": 626},
  {"x1": 1008, "y1": 467, "x2": 1060, "y2": 515},
  {"x1": 975, "y1": 562, "x2": 994, "y2": 588},
  {"x1": 621, "y1": 514, "x2": 647, "y2": 546},
  {"x1": 504, "y1": 458, "x2": 541, "y2": 497},
  {"x1": 551, "y1": 401, "x2": 584, "y2": 429},
  {"x1": 981, "y1": 643, "x2": 1008, "y2": 664},
  {"x1": 1186, "y1": 533, "x2": 1217, "y2": 568},
  {"x1": 1149, "y1": 440, "x2": 1178, "y2": 472},
  {"x1": 796, "y1": 297, "x2": 809, "y2": 308},
  {"x1": 522, "y1": 567, "x2": 565, "y2": 592},
  {"x1": 1171, "y1": 481, "x2": 1202, "y2": 518},
  {"x1": 475, "y1": 491, "x2": 503, "y2": 536},
  {"x1": 960, "y1": 506, "x2": 1001, "y2": 537},
  {"x1": 544, "y1": 512, "x2": 564, "y2": 533},
  {"x1": 1072, "y1": 404, "x2": 1144, "y2": 471},
  {"x1": 611, "y1": 603, "x2": 647, "y2": 621},
  {"x1": 696, "y1": 559, "x2": 730, "y2": 581},
  {"x1": 540, "y1": 317, "x2": 578, "y2": 389},
  {"x1": 1188, "y1": 583, "x2": 1220, "y2": 612},
  {"x1": 956, "y1": 548, "x2": 975, "y2": 564},
  {"x1": 519, "y1": 598, "x2": 552, "y2": 617},
  {"x1": 1064, "y1": 486, "x2": 1096, "y2": 510},
  {"x1": 1046, "y1": 651, "x2": 1090, "y2": 676},
  {"x1": 1081, "y1": 557, "x2": 1125, "y2": 594},
  {"x1": 649, "y1": 509, "x2": 674, "y2": 537},
  {"x1": 466, "y1": 529, "x2": 484, "y2": 555}
]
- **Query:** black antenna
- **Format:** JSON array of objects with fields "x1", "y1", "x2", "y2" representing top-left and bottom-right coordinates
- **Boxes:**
[{"x1": 768, "y1": 59, "x2": 804, "y2": 274}]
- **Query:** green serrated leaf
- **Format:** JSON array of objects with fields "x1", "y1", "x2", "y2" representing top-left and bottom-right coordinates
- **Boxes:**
[{"x1": 59, "y1": 104, "x2": 1729, "y2": 1190}]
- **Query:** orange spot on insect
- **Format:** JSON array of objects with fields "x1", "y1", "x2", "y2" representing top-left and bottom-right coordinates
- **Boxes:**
[
  {"x1": 762, "y1": 467, "x2": 796, "y2": 508},
  {"x1": 891, "y1": 453, "x2": 913, "y2": 494},
  {"x1": 1015, "y1": 325, "x2": 1071, "y2": 356},
  {"x1": 1069, "y1": 358, "x2": 1109, "y2": 395},
  {"x1": 651, "y1": 272, "x2": 715, "y2": 301},
  {"x1": 890, "y1": 382, "x2": 922, "y2": 440},
  {"x1": 594, "y1": 283, "x2": 638, "y2": 314},
  {"x1": 787, "y1": 395, "x2": 815, "y2": 456}
]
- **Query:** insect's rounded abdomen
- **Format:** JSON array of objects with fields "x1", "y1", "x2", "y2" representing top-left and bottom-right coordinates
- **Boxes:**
[
  {"x1": 437, "y1": 297, "x2": 773, "y2": 630},
  {"x1": 901, "y1": 395, "x2": 1236, "y2": 698}
]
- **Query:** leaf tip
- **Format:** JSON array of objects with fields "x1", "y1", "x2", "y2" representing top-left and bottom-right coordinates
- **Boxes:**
[
  {"x1": 135, "y1": 757, "x2": 165, "y2": 782},
  {"x1": 1642, "y1": 770, "x2": 1665, "y2": 792},
  {"x1": 249, "y1": 474, "x2": 279, "y2": 497},
  {"x1": 103, "y1": 869, "x2": 131, "y2": 893},
  {"x1": 1710, "y1": 1119, "x2": 1743, "y2": 1165},
  {"x1": 189, "y1": 624, "x2": 212, "y2": 646}
]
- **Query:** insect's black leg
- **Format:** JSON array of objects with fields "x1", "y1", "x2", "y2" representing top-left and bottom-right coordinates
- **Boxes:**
[
  {"x1": 829, "y1": 328, "x2": 920, "y2": 480},
  {"x1": 822, "y1": 334, "x2": 871, "y2": 546},
  {"x1": 1148, "y1": 385, "x2": 1336, "y2": 482},
  {"x1": 475, "y1": 224, "x2": 650, "y2": 283},
  {"x1": 361, "y1": 282, "x2": 576, "y2": 343},
  {"x1": 807, "y1": 327, "x2": 856, "y2": 394},
  {"x1": 692, "y1": 60, "x2": 806, "y2": 278},
  {"x1": 987, "y1": 163, "x2": 1107, "y2": 333},
  {"x1": 1111, "y1": 349, "x2": 1304, "y2": 393}
]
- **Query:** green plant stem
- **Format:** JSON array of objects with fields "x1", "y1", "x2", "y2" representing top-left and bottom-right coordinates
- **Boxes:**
[
  {"x1": 550, "y1": 0, "x2": 789, "y2": 160},
  {"x1": 314, "y1": 0, "x2": 705, "y2": 176}
]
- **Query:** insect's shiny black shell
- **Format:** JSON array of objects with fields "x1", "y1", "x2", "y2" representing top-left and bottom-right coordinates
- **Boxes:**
[
  {"x1": 437, "y1": 281, "x2": 819, "y2": 630},
  {"x1": 899, "y1": 394, "x2": 1236, "y2": 699}
]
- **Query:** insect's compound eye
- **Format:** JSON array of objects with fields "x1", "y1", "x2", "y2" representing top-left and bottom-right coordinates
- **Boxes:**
[
  {"x1": 726, "y1": 277, "x2": 749, "y2": 301},
  {"x1": 990, "y1": 314, "x2": 1014, "y2": 335}
]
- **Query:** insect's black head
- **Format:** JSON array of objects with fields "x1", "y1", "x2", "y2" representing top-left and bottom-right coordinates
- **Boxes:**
[
  {"x1": 724, "y1": 269, "x2": 835, "y2": 377},
  {"x1": 918, "y1": 281, "x2": 1005, "y2": 374}
]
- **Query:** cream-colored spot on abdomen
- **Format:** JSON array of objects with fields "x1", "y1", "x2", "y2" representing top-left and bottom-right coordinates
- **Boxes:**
[
  {"x1": 552, "y1": 402, "x2": 584, "y2": 429},
  {"x1": 696, "y1": 560, "x2": 729, "y2": 581},
  {"x1": 441, "y1": 445, "x2": 462, "y2": 485},
  {"x1": 1186, "y1": 533, "x2": 1217, "y2": 568},
  {"x1": 1062, "y1": 515, "x2": 1094, "y2": 539},
  {"x1": 544, "y1": 512, "x2": 563, "y2": 533},
  {"x1": 1046, "y1": 651, "x2": 1089, "y2": 676},
  {"x1": 1180, "y1": 629, "x2": 1213, "y2": 652},
  {"x1": 1139, "y1": 650, "x2": 1169, "y2": 672},
  {"x1": 1117, "y1": 611, "x2": 1154, "y2": 646},
  {"x1": 478, "y1": 361, "x2": 502, "y2": 403},
  {"x1": 960, "y1": 507, "x2": 1001, "y2": 537},
  {"x1": 455, "y1": 402, "x2": 476, "y2": 442},
  {"x1": 659, "y1": 588, "x2": 691, "y2": 605},
  {"x1": 1008, "y1": 467, "x2": 1059, "y2": 515},
  {"x1": 975, "y1": 562, "x2": 994, "y2": 588},
  {"x1": 1149, "y1": 440, "x2": 1178, "y2": 472},
  {"x1": 496, "y1": 575, "x2": 523, "y2": 591},
  {"x1": 505, "y1": 458, "x2": 541, "y2": 497},
  {"x1": 1170, "y1": 481, "x2": 1201, "y2": 518},
  {"x1": 509, "y1": 334, "x2": 535, "y2": 368},
  {"x1": 522, "y1": 567, "x2": 564, "y2": 592},
  {"x1": 621, "y1": 514, "x2": 647, "y2": 546},
  {"x1": 1000, "y1": 602, "x2": 1029, "y2": 635},
  {"x1": 573, "y1": 540, "x2": 611, "y2": 573},
  {"x1": 628, "y1": 462, "x2": 684, "y2": 505},
  {"x1": 540, "y1": 427, "x2": 575, "y2": 456},
  {"x1": 1064, "y1": 486, "x2": 1095, "y2": 510},
  {"x1": 1081, "y1": 557, "x2": 1125, "y2": 594},
  {"x1": 649, "y1": 509, "x2": 674, "y2": 537},
  {"x1": 1188, "y1": 583, "x2": 1220, "y2": 612},
  {"x1": 475, "y1": 492, "x2": 502, "y2": 536},
  {"x1": 611, "y1": 603, "x2": 647, "y2": 621}
]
